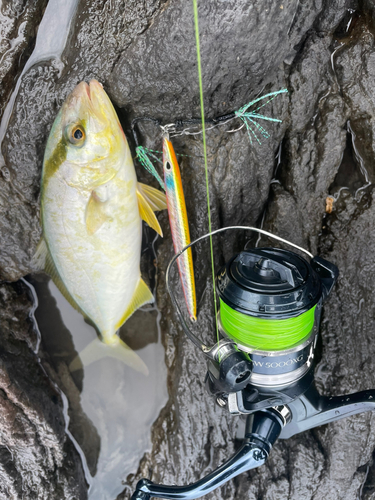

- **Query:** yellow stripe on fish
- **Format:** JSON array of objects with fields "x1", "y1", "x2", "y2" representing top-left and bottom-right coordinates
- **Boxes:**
[{"x1": 163, "y1": 136, "x2": 197, "y2": 322}]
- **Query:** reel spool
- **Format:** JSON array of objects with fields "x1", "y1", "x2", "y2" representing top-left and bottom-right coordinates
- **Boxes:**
[
  {"x1": 215, "y1": 247, "x2": 337, "y2": 389},
  {"x1": 163, "y1": 226, "x2": 338, "y2": 405}
]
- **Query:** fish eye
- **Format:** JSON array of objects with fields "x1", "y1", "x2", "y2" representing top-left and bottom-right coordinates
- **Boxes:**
[
  {"x1": 65, "y1": 124, "x2": 86, "y2": 146},
  {"x1": 73, "y1": 128, "x2": 83, "y2": 140},
  {"x1": 165, "y1": 161, "x2": 172, "y2": 171}
]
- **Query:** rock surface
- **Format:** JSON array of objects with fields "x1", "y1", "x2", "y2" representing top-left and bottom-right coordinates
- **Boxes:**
[
  {"x1": 0, "y1": 0, "x2": 48, "y2": 121},
  {"x1": 0, "y1": 280, "x2": 87, "y2": 499},
  {"x1": 2, "y1": 0, "x2": 375, "y2": 499}
]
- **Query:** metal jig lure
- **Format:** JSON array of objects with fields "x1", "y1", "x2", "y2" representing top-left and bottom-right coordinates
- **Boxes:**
[{"x1": 162, "y1": 130, "x2": 197, "y2": 322}]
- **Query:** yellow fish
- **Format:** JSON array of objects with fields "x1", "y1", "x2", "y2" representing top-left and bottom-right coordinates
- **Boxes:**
[{"x1": 33, "y1": 80, "x2": 166, "y2": 373}]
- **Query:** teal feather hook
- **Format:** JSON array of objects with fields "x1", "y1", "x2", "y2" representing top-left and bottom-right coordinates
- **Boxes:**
[
  {"x1": 133, "y1": 89, "x2": 288, "y2": 180},
  {"x1": 234, "y1": 89, "x2": 288, "y2": 145},
  {"x1": 135, "y1": 145, "x2": 165, "y2": 191}
]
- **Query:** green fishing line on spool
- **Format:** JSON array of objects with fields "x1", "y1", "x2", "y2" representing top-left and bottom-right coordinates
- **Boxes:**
[{"x1": 220, "y1": 299, "x2": 316, "y2": 351}]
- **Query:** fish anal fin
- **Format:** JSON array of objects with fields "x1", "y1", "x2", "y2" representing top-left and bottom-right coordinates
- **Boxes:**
[
  {"x1": 137, "y1": 182, "x2": 167, "y2": 211},
  {"x1": 116, "y1": 278, "x2": 154, "y2": 329},
  {"x1": 137, "y1": 189, "x2": 163, "y2": 236},
  {"x1": 31, "y1": 238, "x2": 48, "y2": 271},
  {"x1": 69, "y1": 337, "x2": 148, "y2": 375},
  {"x1": 85, "y1": 191, "x2": 108, "y2": 235}
]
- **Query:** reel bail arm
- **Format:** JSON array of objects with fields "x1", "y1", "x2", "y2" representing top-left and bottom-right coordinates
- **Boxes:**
[{"x1": 130, "y1": 409, "x2": 284, "y2": 500}]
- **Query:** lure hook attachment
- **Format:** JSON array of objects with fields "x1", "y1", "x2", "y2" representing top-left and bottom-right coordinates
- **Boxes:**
[{"x1": 160, "y1": 123, "x2": 177, "y2": 137}]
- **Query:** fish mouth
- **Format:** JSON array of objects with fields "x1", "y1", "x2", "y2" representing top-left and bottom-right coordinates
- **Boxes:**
[
  {"x1": 88, "y1": 79, "x2": 104, "y2": 98},
  {"x1": 70, "y1": 81, "x2": 90, "y2": 101},
  {"x1": 65, "y1": 79, "x2": 118, "y2": 133},
  {"x1": 70, "y1": 80, "x2": 104, "y2": 103},
  {"x1": 84, "y1": 81, "x2": 91, "y2": 100}
]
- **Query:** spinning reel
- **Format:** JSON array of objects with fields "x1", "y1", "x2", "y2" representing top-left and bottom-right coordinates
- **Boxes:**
[{"x1": 131, "y1": 227, "x2": 375, "y2": 500}]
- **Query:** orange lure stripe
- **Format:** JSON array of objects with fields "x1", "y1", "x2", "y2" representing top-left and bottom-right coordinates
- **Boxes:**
[{"x1": 163, "y1": 136, "x2": 197, "y2": 321}]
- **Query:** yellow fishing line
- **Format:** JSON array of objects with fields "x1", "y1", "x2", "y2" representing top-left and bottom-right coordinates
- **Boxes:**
[{"x1": 192, "y1": 0, "x2": 220, "y2": 346}]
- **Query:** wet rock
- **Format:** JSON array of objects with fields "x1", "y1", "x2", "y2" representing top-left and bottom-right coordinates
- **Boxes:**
[
  {"x1": 0, "y1": 0, "x2": 48, "y2": 121},
  {"x1": 120, "y1": 2, "x2": 375, "y2": 500},
  {"x1": 2, "y1": 0, "x2": 375, "y2": 499},
  {"x1": 29, "y1": 274, "x2": 101, "y2": 477},
  {"x1": 291, "y1": 188, "x2": 375, "y2": 500},
  {"x1": 0, "y1": 280, "x2": 87, "y2": 499},
  {"x1": 109, "y1": 0, "x2": 324, "y2": 120},
  {"x1": 252, "y1": 5, "x2": 375, "y2": 499}
]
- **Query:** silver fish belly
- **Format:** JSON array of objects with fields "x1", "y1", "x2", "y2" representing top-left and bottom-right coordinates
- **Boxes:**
[{"x1": 43, "y1": 158, "x2": 141, "y2": 342}]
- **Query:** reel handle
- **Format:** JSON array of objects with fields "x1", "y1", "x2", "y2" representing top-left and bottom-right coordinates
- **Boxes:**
[
  {"x1": 130, "y1": 384, "x2": 375, "y2": 500},
  {"x1": 130, "y1": 444, "x2": 264, "y2": 500},
  {"x1": 130, "y1": 410, "x2": 282, "y2": 500}
]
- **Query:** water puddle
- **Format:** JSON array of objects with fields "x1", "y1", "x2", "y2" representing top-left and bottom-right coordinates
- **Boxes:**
[{"x1": 28, "y1": 273, "x2": 168, "y2": 500}]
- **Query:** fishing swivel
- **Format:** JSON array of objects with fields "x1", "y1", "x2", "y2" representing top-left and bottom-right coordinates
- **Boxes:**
[{"x1": 159, "y1": 123, "x2": 177, "y2": 137}]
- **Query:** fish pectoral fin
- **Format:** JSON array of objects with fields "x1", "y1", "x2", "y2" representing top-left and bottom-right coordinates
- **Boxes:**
[
  {"x1": 69, "y1": 338, "x2": 148, "y2": 375},
  {"x1": 31, "y1": 238, "x2": 48, "y2": 271},
  {"x1": 137, "y1": 188, "x2": 163, "y2": 236},
  {"x1": 85, "y1": 190, "x2": 108, "y2": 235},
  {"x1": 137, "y1": 182, "x2": 167, "y2": 211},
  {"x1": 116, "y1": 278, "x2": 154, "y2": 329}
]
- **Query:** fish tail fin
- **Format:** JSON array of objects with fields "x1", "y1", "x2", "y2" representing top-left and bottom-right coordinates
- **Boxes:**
[{"x1": 69, "y1": 337, "x2": 148, "y2": 375}]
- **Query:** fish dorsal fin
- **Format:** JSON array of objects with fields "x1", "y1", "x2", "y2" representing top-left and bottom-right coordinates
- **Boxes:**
[
  {"x1": 137, "y1": 188, "x2": 163, "y2": 236},
  {"x1": 115, "y1": 277, "x2": 154, "y2": 330},
  {"x1": 85, "y1": 191, "x2": 108, "y2": 235},
  {"x1": 31, "y1": 238, "x2": 49, "y2": 271},
  {"x1": 137, "y1": 182, "x2": 167, "y2": 211}
]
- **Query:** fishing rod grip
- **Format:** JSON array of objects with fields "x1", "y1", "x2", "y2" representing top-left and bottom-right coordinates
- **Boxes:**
[{"x1": 130, "y1": 410, "x2": 283, "y2": 500}]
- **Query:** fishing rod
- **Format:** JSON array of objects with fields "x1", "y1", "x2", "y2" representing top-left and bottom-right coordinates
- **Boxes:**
[{"x1": 131, "y1": 226, "x2": 375, "y2": 500}]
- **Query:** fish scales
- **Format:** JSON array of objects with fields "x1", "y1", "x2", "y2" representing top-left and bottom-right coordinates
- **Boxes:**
[{"x1": 44, "y1": 159, "x2": 140, "y2": 341}]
